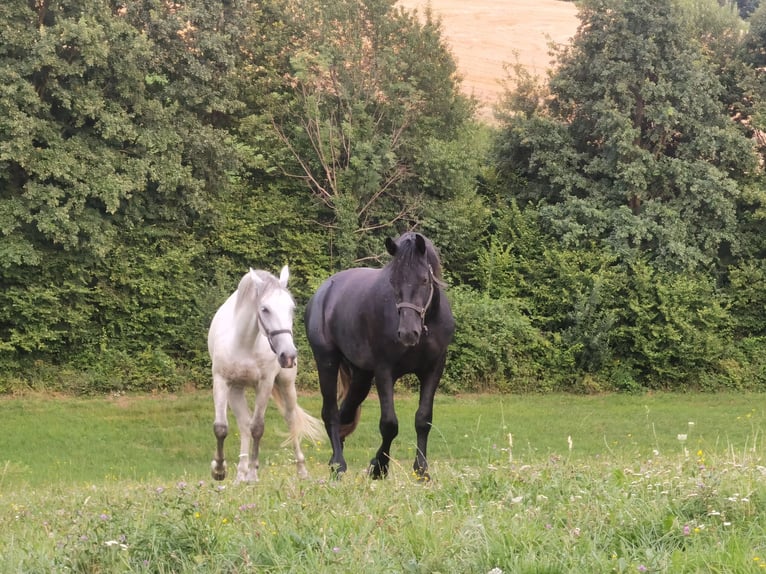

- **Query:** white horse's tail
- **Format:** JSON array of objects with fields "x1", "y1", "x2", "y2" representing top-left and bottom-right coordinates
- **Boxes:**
[{"x1": 271, "y1": 386, "x2": 324, "y2": 447}]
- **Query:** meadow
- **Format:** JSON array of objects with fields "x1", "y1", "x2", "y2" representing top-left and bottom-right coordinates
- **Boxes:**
[{"x1": 1, "y1": 391, "x2": 765, "y2": 572}]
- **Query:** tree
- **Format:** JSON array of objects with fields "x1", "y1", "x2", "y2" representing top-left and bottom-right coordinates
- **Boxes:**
[
  {"x1": 495, "y1": 0, "x2": 758, "y2": 273},
  {"x1": 0, "y1": 0, "x2": 245, "y2": 381},
  {"x1": 266, "y1": 0, "x2": 477, "y2": 267}
]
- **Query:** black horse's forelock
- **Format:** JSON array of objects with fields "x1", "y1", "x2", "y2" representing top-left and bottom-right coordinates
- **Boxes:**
[{"x1": 389, "y1": 232, "x2": 446, "y2": 287}]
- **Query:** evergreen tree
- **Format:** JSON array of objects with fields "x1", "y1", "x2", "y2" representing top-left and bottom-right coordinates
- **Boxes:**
[{"x1": 495, "y1": 0, "x2": 758, "y2": 273}]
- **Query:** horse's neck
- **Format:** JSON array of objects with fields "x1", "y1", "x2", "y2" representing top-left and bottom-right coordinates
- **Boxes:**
[{"x1": 231, "y1": 300, "x2": 262, "y2": 349}]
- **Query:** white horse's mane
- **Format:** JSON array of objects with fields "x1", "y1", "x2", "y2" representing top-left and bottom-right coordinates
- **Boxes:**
[{"x1": 234, "y1": 266, "x2": 291, "y2": 313}]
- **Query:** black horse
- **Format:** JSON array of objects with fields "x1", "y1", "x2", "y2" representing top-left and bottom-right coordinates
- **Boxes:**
[{"x1": 305, "y1": 232, "x2": 455, "y2": 480}]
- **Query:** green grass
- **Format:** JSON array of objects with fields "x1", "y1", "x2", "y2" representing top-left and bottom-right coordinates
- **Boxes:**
[{"x1": 1, "y1": 391, "x2": 765, "y2": 572}]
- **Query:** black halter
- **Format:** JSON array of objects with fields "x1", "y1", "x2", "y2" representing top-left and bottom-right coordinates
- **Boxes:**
[
  {"x1": 257, "y1": 312, "x2": 292, "y2": 355},
  {"x1": 395, "y1": 265, "x2": 435, "y2": 332}
]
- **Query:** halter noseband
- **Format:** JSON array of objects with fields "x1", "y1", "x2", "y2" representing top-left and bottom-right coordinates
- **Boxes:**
[
  {"x1": 395, "y1": 265, "x2": 435, "y2": 330},
  {"x1": 257, "y1": 313, "x2": 293, "y2": 355}
]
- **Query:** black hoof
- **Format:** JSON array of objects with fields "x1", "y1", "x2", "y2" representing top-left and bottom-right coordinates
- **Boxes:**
[
  {"x1": 369, "y1": 458, "x2": 388, "y2": 479},
  {"x1": 413, "y1": 460, "x2": 430, "y2": 482},
  {"x1": 329, "y1": 462, "x2": 346, "y2": 481}
]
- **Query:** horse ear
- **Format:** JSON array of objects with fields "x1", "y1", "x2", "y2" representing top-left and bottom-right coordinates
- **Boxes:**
[
  {"x1": 278, "y1": 265, "x2": 289, "y2": 288},
  {"x1": 385, "y1": 237, "x2": 397, "y2": 256},
  {"x1": 415, "y1": 233, "x2": 426, "y2": 254}
]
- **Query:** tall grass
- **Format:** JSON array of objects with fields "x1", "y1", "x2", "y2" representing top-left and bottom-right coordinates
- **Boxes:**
[{"x1": 1, "y1": 392, "x2": 765, "y2": 572}]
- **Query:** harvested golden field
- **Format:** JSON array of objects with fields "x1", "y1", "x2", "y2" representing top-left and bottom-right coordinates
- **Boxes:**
[{"x1": 398, "y1": 0, "x2": 580, "y2": 120}]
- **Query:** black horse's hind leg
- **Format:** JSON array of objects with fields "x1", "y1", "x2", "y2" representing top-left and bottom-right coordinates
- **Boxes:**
[
  {"x1": 339, "y1": 367, "x2": 373, "y2": 438},
  {"x1": 370, "y1": 372, "x2": 398, "y2": 479},
  {"x1": 413, "y1": 355, "x2": 447, "y2": 481},
  {"x1": 317, "y1": 357, "x2": 348, "y2": 477}
]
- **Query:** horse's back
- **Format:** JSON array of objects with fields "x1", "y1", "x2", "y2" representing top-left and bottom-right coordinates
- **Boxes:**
[
  {"x1": 305, "y1": 268, "x2": 386, "y2": 355},
  {"x1": 305, "y1": 268, "x2": 381, "y2": 326}
]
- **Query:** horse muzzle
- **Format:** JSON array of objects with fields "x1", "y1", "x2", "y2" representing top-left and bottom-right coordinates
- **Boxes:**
[
  {"x1": 263, "y1": 327, "x2": 296, "y2": 368},
  {"x1": 397, "y1": 315, "x2": 423, "y2": 347},
  {"x1": 397, "y1": 331, "x2": 421, "y2": 347},
  {"x1": 278, "y1": 350, "x2": 297, "y2": 369}
]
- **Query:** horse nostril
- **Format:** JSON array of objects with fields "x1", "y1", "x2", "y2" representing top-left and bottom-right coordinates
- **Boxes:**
[
  {"x1": 279, "y1": 352, "x2": 297, "y2": 368},
  {"x1": 398, "y1": 329, "x2": 420, "y2": 346}
]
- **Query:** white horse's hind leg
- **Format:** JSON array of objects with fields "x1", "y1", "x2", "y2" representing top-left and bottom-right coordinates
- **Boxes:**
[
  {"x1": 211, "y1": 375, "x2": 229, "y2": 481},
  {"x1": 227, "y1": 385, "x2": 254, "y2": 482},
  {"x1": 275, "y1": 368, "x2": 310, "y2": 479}
]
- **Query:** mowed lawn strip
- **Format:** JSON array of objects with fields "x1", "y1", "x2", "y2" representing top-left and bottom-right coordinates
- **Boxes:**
[{"x1": 0, "y1": 392, "x2": 762, "y2": 486}]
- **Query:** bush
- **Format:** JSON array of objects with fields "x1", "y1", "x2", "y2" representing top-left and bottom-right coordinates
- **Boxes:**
[
  {"x1": 443, "y1": 286, "x2": 565, "y2": 393},
  {"x1": 611, "y1": 262, "x2": 733, "y2": 389}
]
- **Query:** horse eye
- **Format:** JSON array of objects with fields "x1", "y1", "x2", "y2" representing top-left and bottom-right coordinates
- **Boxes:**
[{"x1": 260, "y1": 306, "x2": 269, "y2": 314}]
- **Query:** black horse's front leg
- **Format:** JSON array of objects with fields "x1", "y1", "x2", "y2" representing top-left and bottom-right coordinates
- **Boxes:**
[
  {"x1": 412, "y1": 357, "x2": 446, "y2": 481},
  {"x1": 370, "y1": 374, "x2": 398, "y2": 479}
]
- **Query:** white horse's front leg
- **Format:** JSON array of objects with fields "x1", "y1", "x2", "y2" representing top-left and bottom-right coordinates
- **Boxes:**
[
  {"x1": 211, "y1": 375, "x2": 230, "y2": 481},
  {"x1": 227, "y1": 386, "x2": 254, "y2": 482},
  {"x1": 245, "y1": 379, "x2": 273, "y2": 482}
]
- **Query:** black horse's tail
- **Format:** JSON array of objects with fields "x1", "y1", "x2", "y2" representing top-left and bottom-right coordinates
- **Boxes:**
[{"x1": 338, "y1": 362, "x2": 362, "y2": 439}]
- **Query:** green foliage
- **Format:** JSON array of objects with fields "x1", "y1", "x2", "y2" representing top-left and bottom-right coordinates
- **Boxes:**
[
  {"x1": 746, "y1": 2, "x2": 766, "y2": 66},
  {"x1": 444, "y1": 286, "x2": 561, "y2": 393},
  {"x1": 267, "y1": 0, "x2": 476, "y2": 267},
  {"x1": 611, "y1": 262, "x2": 733, "y2": 388},
  {"x1": 4, "y1": 0, "x2": 766, "y2": 394},
  {"x1": 496, "y1": 0, "x2": 758, "y2": 273},
  {"x1": 206, "y1": 179, "x2": 333, "y2": 303},
  {"x1": 728, "y1": 260, "x2": 766, "y2": 336},
  {"x1": 0, "y1": 0, "x2": 246, "y2": 389}
]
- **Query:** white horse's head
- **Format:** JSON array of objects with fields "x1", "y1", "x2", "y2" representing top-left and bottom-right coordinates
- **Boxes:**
[{"x1": 247, "y1": 265, "x2": 297, "y2": 368}]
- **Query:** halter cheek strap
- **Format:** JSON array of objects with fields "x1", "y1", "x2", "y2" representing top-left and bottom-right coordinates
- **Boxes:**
[{"x1": 395, "y1": 287, "x2": 433, "y2": 320}]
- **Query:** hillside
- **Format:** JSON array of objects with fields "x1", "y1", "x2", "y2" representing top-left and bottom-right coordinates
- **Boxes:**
[{"x1": 397, "y1": 0, "x2": 580, "y2": 121}]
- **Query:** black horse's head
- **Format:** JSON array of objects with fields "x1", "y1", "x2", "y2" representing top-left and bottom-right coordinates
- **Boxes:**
[{"x1": 385, "y1": 232, "x2": 442, "y2": 347}]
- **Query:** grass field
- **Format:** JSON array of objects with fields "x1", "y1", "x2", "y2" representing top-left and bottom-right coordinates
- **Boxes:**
[{"x1": 1, "y1": 391, "x2": 765, "y2": 572}]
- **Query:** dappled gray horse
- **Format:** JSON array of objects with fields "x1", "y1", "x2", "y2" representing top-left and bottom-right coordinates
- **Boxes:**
[{"x1": 208, "y1": 266, "x2": 322, "y2": 482}]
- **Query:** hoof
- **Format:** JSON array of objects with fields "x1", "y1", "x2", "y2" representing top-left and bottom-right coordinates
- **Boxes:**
[
  {"x1": 211, "y1": 460, "x2": 227, "y2": 481},
  {"x1": 368, "y1": 458, "x2": 388, "y2": 480},
  {"x1": 234, "y1": 474, "x2": 258, "y2": 484},
  {"x1": 329, "y1": 462, "x2": 346, "y2": 481},
  {"x1": 413, "y1": 462, "x2": 430, "y2": 482}
]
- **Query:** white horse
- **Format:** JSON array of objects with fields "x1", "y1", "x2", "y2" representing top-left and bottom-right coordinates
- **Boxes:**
[{"x1": 208, "y1": 266, "x2": 322, "y2": 482}]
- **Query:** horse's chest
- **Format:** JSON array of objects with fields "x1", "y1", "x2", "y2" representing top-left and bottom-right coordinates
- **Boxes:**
[{"x1": 216, "y1": 351, "x2": 279, "y2": 386}]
